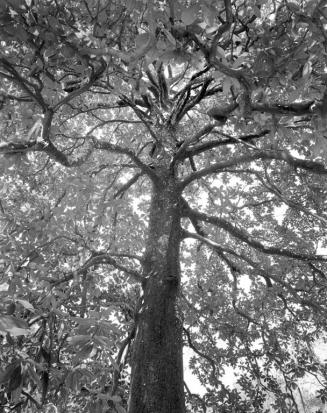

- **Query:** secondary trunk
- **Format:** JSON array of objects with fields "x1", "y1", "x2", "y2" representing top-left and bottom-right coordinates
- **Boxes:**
[{"x1": 128, "y1": 177, "x2": 185, "y2": 413}]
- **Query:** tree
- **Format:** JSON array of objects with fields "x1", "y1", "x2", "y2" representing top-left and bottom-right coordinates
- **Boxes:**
[{"x1": 0, "y1": 0, "x2": 327, "y2": 412}]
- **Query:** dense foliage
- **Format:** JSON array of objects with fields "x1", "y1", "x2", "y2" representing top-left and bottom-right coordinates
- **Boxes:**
[{"x1": 1, "y1": 0, "x2": 327, "y2": 412}]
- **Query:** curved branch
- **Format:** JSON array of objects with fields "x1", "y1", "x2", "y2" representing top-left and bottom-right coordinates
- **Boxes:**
[
  {"x1": 111, "y1": 324, "x2": 136, "y2": 395},
  {"x1": 53, "y1": 61, "x2": 106, "y2": 111},
  {"x1": 251, "y1": 101, "x2": 314, "y2": 116},
  {"x1": 93, "y1": 138, "x2": 158, "y2": 182},
  {"x1": 184, "y1": 129, "x2": 270, "y2": 159},
  {"x1": 49, "y1": 253, "x2": 144, "y2": 286},
  {"x1": 175, "y1": 78, "x2": 214, "y2": 123},
  {"x1": 183, "y1": 327, "x2": 226, "y2": 391},
  {"x1": 184, "y1": 381, "x2": 207, "y2": 413},
  {"x1": 173, "y1": 125, "x2": 214, "y2": 164},
  {"x1": 183, "y1": 209, "x2": 327, "y2": 262},
  {"x1": 0, "y1": 136, "x2": 158, "y2": 181},
  {"x1": 180, "y1": 150, "x2": 327, "y2": 188},
  {"x1": 79, "y1": 33, "x2": 155, "y2": 64},
  {"x1": 0, "y1": 57, "x2": 47, "y2": 111},
  {"x1": 114, "y1": 172, "x2": 143, "y2": 199},
  {"x1": 183, "y1": 230, "x2": 324, "y2": 311}
]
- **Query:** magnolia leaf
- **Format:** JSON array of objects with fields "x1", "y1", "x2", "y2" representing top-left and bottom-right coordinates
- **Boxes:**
[
  {"x1": 0, "y1": 315, "x2": 29, "y2": 335},
  {"x1": 216, "y1": 46, "x2": 226, "y2": 58},
  {"x1": 68, "y1": 335, "x2": 91, "y2": 346},
  {"x1": 27, "y1": 366, "x2": 42, "y2": 389},
  {"x1": 66, "y1": 371, "x2": 79, "y2": 392},
  {"x1": 223, "y1": 77, "x2": 232, "y2": 96},
  {"x1": 205, "y1": 25, "x2": 220, "y2": 34},
  {"x1": 73, "y1": 343, "x2": 94, "y2": 363},
  {"x1": 10, "y1": 327, "x2": 31, "y2": 337},
  {"x1": 232, "y1": 55, "x2": 248, "y2": 69},
  {"x1": 135, "y1": 33, "x2": 150, "y2": 49},
  {"x1": 312, "y1": 135, "x2": 327, "y2": 159},
  {"x1": 114, "y1": 404, "x2": 127, "y2": 413},
  {"x1": 202, "y1": 5, "x2": 216, "y2": 26},
  {"x1": 61, "y1": 46, "x2": 75, "y2": 58},
  {"x1": 6, "y1": 0, "x2": 22, "y2": 10},
  {"x1": 288, "y1": 2, "x2": 300, "y2": 12},
  {"x1": 93, "y1": 335, "x2": 112, "y2": 348},
  {"x1": 0, "y1": 362, "x2": 20, "y2": 384},
  {"x1": 212, "y1": 70, "x2": 223, "y2": 80},
  {"x1": 6, "y1": 302, "x2": 15, "y2": 315},
  {"x1": 302, "y1": 61, "x2": 312, "y2": 77},
  {"x1": 16, "y1": 299, "x2": 35, "y2": 312},
  {"x1": 8, "y1": 365, "x2": 22, "y2": 392},
  {"x1": 181, "y1": 7, "x2": 198, "y2": 25},
  {"x1": 251, "y1": 5, "x2": 261, "y2": 17},
  {"x1": 110, "y1": 395, "x2": 122, "y2": 403},
  {"x1": 162, "y1": 28, "x2": 176, "y2": 46},
  {"x1": 108, "y1": 354, "x2": 120, "y2": 371}
]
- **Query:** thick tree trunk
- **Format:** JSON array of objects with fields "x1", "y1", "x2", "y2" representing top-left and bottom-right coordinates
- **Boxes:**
[{"x1": 128, "y1": 177, "x2": 185, "y2": 413}]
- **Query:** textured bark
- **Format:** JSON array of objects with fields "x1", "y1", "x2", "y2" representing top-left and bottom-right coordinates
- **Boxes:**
[{"x1": 128, "y1": 177, "x2": 185, "y2": 413}]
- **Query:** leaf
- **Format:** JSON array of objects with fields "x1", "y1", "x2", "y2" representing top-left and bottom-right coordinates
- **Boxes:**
[
  {"x1": 6, "y1": 332, "x2": 14, "y2": 345},
  {"x1": 135, "y1": 33, "x2": 150, "y2": 49},
  {"x1": 10, "y1": 384, "x2": 22, "y2": 403},
  {"x1": 216, "y1": 46, "x2": 226, "y2": 59},
  {"x1": 288, "y1": 2, "x2": 300, "y2": 12},
  {"x1": 212, "y1": 70, "x2": 223, "y2": 80},
  {"x1": 232, "y1": 55, "x2": 248, "y2": 69},
  {"x1": 110, "y1": 395, "x2": 122, "y2": 403},
  {"x1": 0, "y1": 362, "x2": 20, "y2": 384},
  {"x1": 8, "y1": 365, "x2": 22, "y2": 392},
  {"x1": 162, "y1": 28, "x2": 176, "y2": 46},
  {"x1": 302, "y1": 61, "x2": 312, "y2": 77},
  {"x1": 73, "y1": 343, "x2": 94, "y2": 363},
  {"x1": 251, "y1": 5, "x2": 261, "y2": 17},
  {"x1": 16, "y1": 299, "x2": 35, "y2": 312},
  {"x1": 108, "y1": 354, "x2": 120, "y2": 371},
  {"x1": 6, "y1": 0, "x2": 22, "y2": 10},
  {"x1": 41, "y1": 347, "x2": 51, "y2": 363},
  {"x1": 0, "y1": 315, "x2": 29, "y2": 335},
  {"x1": 202, "y1": 5, "x2": 216, "y2": 26},
  {"x1": 27, "y1": 366, "x2": 42, "y2": 389},
  {"x1": 68, "y1": 335, "x2": 91, "y2": 346},
  {"x1": 114, "y1": 403, "x2": 127, "y2": 413},
  {"x1": 6, "y1": 302, "x2": 15, "y2": 315},
  {"x1": 181, "y1": 7, "x2": 198, "y2": 25},
  {"x1": 223, "y1": 77, "x2": 232, "y2": 96},
  {"x1": 61, "y1": 46, "x2": 75, "y2": 58}
]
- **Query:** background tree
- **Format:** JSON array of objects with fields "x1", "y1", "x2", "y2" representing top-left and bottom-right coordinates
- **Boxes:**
[{"x1": 0, "y1": 0, "x2": 327, "y2": 412}]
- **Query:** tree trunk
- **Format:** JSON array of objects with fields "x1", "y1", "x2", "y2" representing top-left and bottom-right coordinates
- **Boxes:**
[{"x1": 128, "y1": 176, "x2": 185, "y2": 413}]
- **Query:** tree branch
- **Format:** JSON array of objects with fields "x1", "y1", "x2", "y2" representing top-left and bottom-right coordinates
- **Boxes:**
[
  {"x1": 0, "y1": 57, "x2": 47, "y2": 111},
  {"x1": 79, "y1": 33, "x2": 155, "y2": 64},
  {"x1": 183, "y1": 327, "x2": 226, "y2": 391},
  {"x1": 182, "y1": 209, "x2": 327, "y2": 262},
  {"x1": 183, "y1": 230, "x2": 324, "y2": 311},
  {"x1": 53, "y1": 60, "x2": 106, "y2": 111},
  {"x1": 180, "y1": 150, "x2": 327, "y2": 188},
  {"x1": 48, "y1": 253, "x2": 144, "y2": 286},
  {"x1": 184, "y1": 129, "x2": 270, "y2": 159},
  {"x1": 92, "y1": 138, "x2": 158, "y2": 181},
  {"x1": 173, "y1": 125, "x2": 214, "y2": 162}
]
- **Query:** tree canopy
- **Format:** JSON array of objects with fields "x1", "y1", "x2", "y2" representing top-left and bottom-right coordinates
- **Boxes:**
[{"x1": 1, "y1": 0, "x2": 327, "y2": 412}]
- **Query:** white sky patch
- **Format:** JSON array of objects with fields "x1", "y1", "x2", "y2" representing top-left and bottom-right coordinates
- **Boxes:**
[
  {"x1": 0, "y1": 283, "x2": 9, "y2": 291},
  {"x1": 238, "y1": 274, "x2": 252, "y2": 294},
  {"x1": 316, "y1": 240, "x2": 327, "y2": 255},
  {"x1": 273, "y1": 204, "x2": 288, "y2": 224},
  {"x1": 131, "y1": 194, "x2": 150, "y2": 216},
  {"x1": 184, "y1": 347, "x2": 237, "y2": 396},
  {"x1": 184, "y1": 347, "x2": 206, "y2": 396}
]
